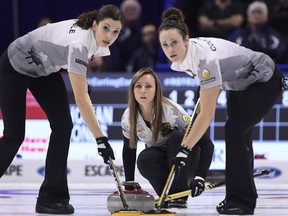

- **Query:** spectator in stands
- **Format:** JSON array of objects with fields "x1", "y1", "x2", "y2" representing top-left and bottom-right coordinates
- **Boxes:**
[
  {"x1": 228, "y1": 1, "x2": 287, "y2": 63},
  {"x1": 198, "y1": 0, "x2": 245, "y2": 39},
  {"x1": 264, "y1": 0, "x2": 288, "y2": 63},
  {"x1": 37, "y1": 17, "x2": 52, "y2": 28},
  {"x1": 104, "y1": 0, "x2": 143, "y2": 72},
  {"x1": 126, "y1": 24, "x2": 158, "y2": 73},
  {"x1": 88, "y1": 56, "x2": 105, "y2": 72},
  {"x1": 264, "y1": 0, "x2": 288, "y2": 38}
]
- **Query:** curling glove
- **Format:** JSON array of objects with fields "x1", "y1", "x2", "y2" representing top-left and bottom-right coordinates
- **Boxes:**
[
  {"x1": 190, "y1": 176, "x2": 205, "y2": 197},
  {"x1": 173, "y1": 145, "x2": 190, "y2": 178},
  {"x1": 96, "y1": 136, "x2": 115, "y2": 164}
]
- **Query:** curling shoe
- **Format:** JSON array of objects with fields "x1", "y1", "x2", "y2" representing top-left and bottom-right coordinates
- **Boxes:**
[
  {"x1": 216, "y1": 199, "x2": 254, "y2": 215},
  {"x1": 167, "y1": 198, "x2": 187, "y2": 209},
  {"x1": 36, "y1": 201, "x2": 74, "y2": 214}
]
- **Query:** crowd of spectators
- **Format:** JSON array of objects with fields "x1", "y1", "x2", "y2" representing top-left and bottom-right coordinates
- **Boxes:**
[
  {"x1": 106, "y1": 0, "x2": 288, "y2": 73},
  {"x1": 228, "y1": 1, "x2": 287, "y2": 63}
]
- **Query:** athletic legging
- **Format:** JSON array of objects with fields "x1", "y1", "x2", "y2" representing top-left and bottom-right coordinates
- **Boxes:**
[
  {"x1": 0, "y1": 50, "x2": 73, "y2": 204},
  {"x1": 224, "y1": 65, "x2": 284, "y2": 208},
  {"x1": 137, "y1": 130, "x2": 214, "y2": 196}
]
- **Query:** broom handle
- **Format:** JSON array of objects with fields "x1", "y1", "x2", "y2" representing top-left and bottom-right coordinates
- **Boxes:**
[
  {"x1": 156, "y1": 98, "x2": 201, "y2": 208},
  {"x1": 155, "y1": 169, "x2": 270, "y2": 202},
  {"x1": 107, "y1": 157, "x2": 129, "y2": 210}
]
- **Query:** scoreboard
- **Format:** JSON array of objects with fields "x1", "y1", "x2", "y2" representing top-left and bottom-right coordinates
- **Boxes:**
[{"x1": 63, "y1": 72, "x2": 288, "y2": 142}]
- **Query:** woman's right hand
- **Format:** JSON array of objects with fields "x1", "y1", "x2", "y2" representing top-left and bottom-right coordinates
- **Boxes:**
[{"x1": 96, "y1": 136, "x2": 115, "y2": 164}]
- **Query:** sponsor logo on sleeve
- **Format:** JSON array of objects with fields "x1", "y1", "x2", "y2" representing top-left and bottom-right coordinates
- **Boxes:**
[
  {"x1": 75, "y1": 58, "x2": 88, "y2": 67},
  {"x1": 202, "y1": 69, "x2": 210, "y2": 79},
  {"x1": 200, "y1": 68, "x2": 216, "y2": 85},
  {"x1": 183, "y1": 115, "x2": 190, "y2": 122},
  {"x1": 198, "y1": 60, "x2": 218, "y2": 85}
]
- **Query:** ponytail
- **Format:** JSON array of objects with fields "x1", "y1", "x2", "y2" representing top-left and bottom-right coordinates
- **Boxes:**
[{"x1": 76, "y1": 4, "x2": 124, "y2": 30}]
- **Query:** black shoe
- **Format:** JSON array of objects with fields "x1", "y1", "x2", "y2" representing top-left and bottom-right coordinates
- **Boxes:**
[
  {"x1": 167, "y1": 198, "x2": 187, "y2": 209},
  {"x1": 36, "y1": 201, "x2": 74, "y2": 214},
  {"x1": 216, "y1": 199, "x2": 254, "y2": 215}
]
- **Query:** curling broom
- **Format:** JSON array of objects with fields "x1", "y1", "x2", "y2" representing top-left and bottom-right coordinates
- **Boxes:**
[
  {"x1": 155, "y1": 169, "x2": 270, "y2": 203},
  {"x1": 107, "y1": 157, "x2": 143, "y2": 216}
]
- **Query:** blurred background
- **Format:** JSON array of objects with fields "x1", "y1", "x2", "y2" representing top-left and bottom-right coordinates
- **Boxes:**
[{"x1": 0, "y1": 0, "x2": 162, "y2": 55}]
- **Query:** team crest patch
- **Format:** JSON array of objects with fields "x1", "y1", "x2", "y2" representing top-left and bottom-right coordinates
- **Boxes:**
[
  {"x1": 161, "y1": 122, "x2": 173, "y2": 137},
  {"x1": 183, "y1": 115, "x2": 190, "y2": 122},
  {"x1": 202, "y1": 69, "x2": 210, "y2": 79}
]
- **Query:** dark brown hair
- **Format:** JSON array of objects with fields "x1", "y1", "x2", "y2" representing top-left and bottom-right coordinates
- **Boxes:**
[
  {"x1": 76, "y1": 4, "x2": 124, "y2": 29},
  {"x1": 158, "y1": 7, "x2": 189, "y2": 38}
]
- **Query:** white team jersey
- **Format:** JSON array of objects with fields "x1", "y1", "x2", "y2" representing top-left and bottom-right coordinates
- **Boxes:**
[
  {"x1": 7, "y1": 19, "x2": 110, "y2": 77},
  {"x1": 121, "y1": 98, "x2": 190, "y2": 148},
  {"x1": 171, "y1": 38, "x2": 275, "y2": 91}
]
